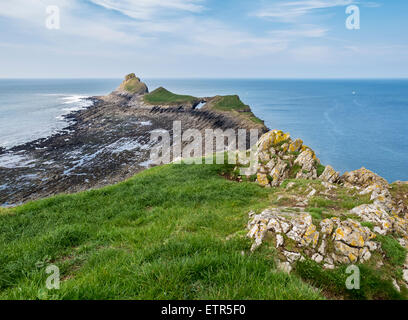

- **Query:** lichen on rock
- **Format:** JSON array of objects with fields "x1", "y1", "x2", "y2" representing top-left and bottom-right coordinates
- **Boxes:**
[
  {"x1": 242, "y1": 130, "x2": 408, "y2": 289},
  {"x1": 247, "y1": 209, "x2": 378, "y2": 269},
  {"x1": 238, "y1": 130, "x2": 321, "y2": 187}
]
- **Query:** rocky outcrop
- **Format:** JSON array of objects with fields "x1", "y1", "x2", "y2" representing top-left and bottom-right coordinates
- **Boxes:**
[
  {"x1": 248, "y1": 209, "x2": 377, "y2": 270},
  {"x1": 243, "y1": 129, "x2": 408, "y2": 289},
  {"x1": 115, "y1": 73, "x2": 149, "y2": 96},
  {"x1": 238, "y1": 130, "x2": 321, "y2": 187},
  {"x1": 341, "y1": 167, "x2": 389, "y2": 190},
  {"x1": 319, "y1": 165, "x2": 340, "y2": 184}
]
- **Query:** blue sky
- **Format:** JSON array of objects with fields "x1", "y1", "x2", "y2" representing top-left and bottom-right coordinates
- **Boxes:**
[{"x1": 0, "y1": 0, "x2": 407, "y2": 78}]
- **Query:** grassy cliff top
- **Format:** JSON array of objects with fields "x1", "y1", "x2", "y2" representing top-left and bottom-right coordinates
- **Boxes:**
[
  {"x1": 143, "y1": 87, "x2": 199, "y2": 106},
  {"x1": 0, "y1": 158, "x2": 405, "y2": 300},
  {"x1": 0, "y1": 161, "x2": 322, "y2": 300},
  {"x1": 205, "y1": 95, "x2": 265, "y2": 126},
  {"x1": 206, "y1": 95, "x2": 251, "y2": 112}
]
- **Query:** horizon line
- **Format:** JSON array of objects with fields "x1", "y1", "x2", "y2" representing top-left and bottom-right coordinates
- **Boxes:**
[{"x1": 1, "y1": 77, "x2": 408, "y2": 80}]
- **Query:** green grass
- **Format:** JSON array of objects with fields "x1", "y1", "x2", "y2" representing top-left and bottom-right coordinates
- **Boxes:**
[
  {"x1": 124, "y1": 80, "x2": 145, "y2": 94},
  {"x1": 377, "y1": 235, "x2": 407, "y2": 266},
  {"x1": 295, "y1": 259, "x2": 404, "y2": 300},
  {"x1": 317, "y1": 164, "x2": 326, "y2": 177},
  {"x1": 0, "y1": 161, "x2": 323, "y2": 300},
  {"x1": 119, "y1": 74, "x2": 147, "y2": 94},
  {"x1": 143, "y1": 87, "x2": 199, "y2": 106},
  {"x1": 308, "y1": 197, "x2": 336, "y2": 209},
  {"x1": 306, "y1": 208, "x2": 324, "y2": 221},
  {"x1": 308, "y1": 191, "x2": 372, "y2": 211},
  {"x1": 288, "y1": 164, "x2": 302, "y2": 179},
  {"x1": 241, "y1": 112, "x2": 265, "y2": 125},
  {"x1": 209, "y1": 95, "x2": 251, "y2": 112},
  {"x1": 206, "y1": 95, "x2": 264, "y2": 125}
]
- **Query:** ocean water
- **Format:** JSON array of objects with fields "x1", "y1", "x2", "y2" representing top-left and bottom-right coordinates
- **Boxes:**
[
  {"x1": 0, "y1": 79, "x2": 119, "y2": 148},
  {"x1": 0, "y1": 78, "x2": 407, "y2": 182}
]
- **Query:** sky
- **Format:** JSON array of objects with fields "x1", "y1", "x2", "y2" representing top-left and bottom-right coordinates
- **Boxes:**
[{"x1": 0, "y1": 0, "x2": 407, "y2": 78}]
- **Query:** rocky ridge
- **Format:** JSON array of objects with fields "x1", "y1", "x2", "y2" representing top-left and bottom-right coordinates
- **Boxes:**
[
  {"x1": 0, "y1": 74, "x2": 267, "y2": 206},
  {"x1": 237, "y1": 129, "x2": 408, "y2": 289}
]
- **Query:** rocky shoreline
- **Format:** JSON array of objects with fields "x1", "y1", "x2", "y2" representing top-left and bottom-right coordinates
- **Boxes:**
[{"x1": 0, "y1": 74, "x2": 267, "y2": 206}]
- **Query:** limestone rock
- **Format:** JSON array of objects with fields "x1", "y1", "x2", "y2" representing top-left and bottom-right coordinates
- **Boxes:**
[
  {"x1": 278, "y1": 261, "x2": 292, "y2": 273},
  {"x1": 276, "y1": 234, "x2": 284, "y2": 248},
  {"x1": 393, "y1": 279, "x2": 401, "y2": 292},
  {"x1": 341, "y1": 167, "x2": 389, "y2": 190},
  {"x1": 242, "y1": 130, "x2": 321, "y2": 187},
  {"x1": 320, "y1": 165, "x2": 340, "y2": 183},
  {"x1": 247, "y1": 209, "x2": 381, "y2": 268},
  {"x1": 115, "y1": 73, "x2": 149, "y2": 96},
  {"x1": 289, "y1": 139, "x2": 303, "y2": 153},
  {"x1": 283, "y1": 251, "x2": 303, "y2": 264},
  {"x1": 312, "y1": 253, "x2": 324, "y2": 264},
  {"x1": 294, "y1": 149, "x2": 318, "y2": 180},
  {"x1": 403, "y1": 270, "x2": 408, "y2": 284},
  {"x1": 257, "y1": 173, "x2": 270, "y2": 187}
]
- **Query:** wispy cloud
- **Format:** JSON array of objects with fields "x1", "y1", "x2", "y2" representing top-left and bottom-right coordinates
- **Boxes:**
[
  {"x1": 88, "y1": 0, "x2": 205, "y2": 20},
  {"x1": 254, "y1": 0, "x2": 354, "y2": 22},
  {"x1": 269, "y1": 26, "x2": 329, "y2": 38}
]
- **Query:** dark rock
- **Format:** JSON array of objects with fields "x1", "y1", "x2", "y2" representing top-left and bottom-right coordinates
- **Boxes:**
[{"x1": 0, "y1": 76, "x2": 268, "y2": 206}]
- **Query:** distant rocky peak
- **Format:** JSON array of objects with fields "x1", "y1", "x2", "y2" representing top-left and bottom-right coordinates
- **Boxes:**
[{"x1": 115, "y1": 73, "x2": 149, "y2": 96}]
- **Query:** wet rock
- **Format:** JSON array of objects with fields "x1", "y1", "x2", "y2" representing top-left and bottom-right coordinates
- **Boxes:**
[{"x1": 1, "y1": 75, "x2": 267, "y2": 206}]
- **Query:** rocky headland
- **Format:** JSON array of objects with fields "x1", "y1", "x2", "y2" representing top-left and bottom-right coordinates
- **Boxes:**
[
  {"x1": 0, "y1": 75, "x2": 407, "y2": 299},
  {"x1": 0, "y1": 74, "x2": 267, "y2": 206}
]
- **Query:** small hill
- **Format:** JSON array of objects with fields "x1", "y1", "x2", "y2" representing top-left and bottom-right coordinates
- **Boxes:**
[
  {"x1": 204, "y1": 95, "x2": 265, "y2": 126},
  {"x1": 205, "y1": 95, "x2": 251, "y2": 112},
  {"x1": 116, "y1": 73, "x2": 148, "y2": 95},
  {"x1": 143, "y1": 87, "x2": 200, "y2": 106}
]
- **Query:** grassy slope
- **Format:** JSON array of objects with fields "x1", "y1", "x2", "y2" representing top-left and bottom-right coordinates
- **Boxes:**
[
  {"x1": 207, "y1": 96, "x2": 265, "y2": 126},
  {"x1": 123, "y1": 79, "x2": 146, "y2": 94},
  {"x1": 143, "y1": 87, "x2": 199, "y2": 106},
  {"x1": 209, "y1": 95, "x2": 250, "y2": 112},
  {"x1": 0, "y1": 162, "x2": 323, "y2": 300}
]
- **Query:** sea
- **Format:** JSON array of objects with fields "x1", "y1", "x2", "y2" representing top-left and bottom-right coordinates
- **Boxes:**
[{"x1": 0, "y1": 78, "x2": 407, "y2": 182}]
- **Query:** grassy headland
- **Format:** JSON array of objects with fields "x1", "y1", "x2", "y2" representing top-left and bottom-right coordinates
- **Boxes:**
[
  {"x1": 205, "y1": 95, "x2": 265, "y2": 126},
  {"x1": 143, "y1": 87, "x2": 200, "y2": 106},
  {"x1": 0, "y1": 160, "x2": 322, "y2": 300},
  {"x1": 1, "y1": 158, "x2": 405, "y2": 300}
]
